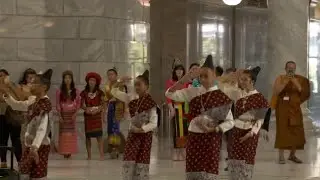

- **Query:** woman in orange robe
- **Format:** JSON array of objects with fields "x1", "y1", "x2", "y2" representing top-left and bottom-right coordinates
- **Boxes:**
[{"x1": 272, "y1": 61, "x2": 310, "y2": 164}]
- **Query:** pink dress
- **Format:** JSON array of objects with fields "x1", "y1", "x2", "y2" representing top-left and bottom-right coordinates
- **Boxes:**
[{"x1": 56, "y1": 89, "x2": 81, "y2": 155}]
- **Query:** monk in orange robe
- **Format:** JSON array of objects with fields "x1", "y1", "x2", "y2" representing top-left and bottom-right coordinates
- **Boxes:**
[{"x1": 272, "y1": 61, "x2": 310, "y2": 164}]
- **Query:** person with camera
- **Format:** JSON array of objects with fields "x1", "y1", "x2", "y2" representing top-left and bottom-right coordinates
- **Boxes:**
[{"x1": 272, "y1": 61, "x2": 310, "y2": 164}]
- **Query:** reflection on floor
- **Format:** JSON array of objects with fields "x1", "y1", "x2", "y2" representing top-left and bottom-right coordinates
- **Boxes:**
[
  {"x1": 3, "y1": 119, "x2": 317, "y2": 180},
  {"x1": 45, "y1": 121, "x2": 320, "y2": 180}
]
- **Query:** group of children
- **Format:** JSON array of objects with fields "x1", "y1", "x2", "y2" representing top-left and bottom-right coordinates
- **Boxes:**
[
  {"x1": 0, "y1": 53, "x2": 271, "y2": 180},
  {"x1": 165, "y1": 55, "x2": 270, "y2": 180}
]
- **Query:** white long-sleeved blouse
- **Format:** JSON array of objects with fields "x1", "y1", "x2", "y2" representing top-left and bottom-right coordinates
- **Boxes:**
[
  {"x1": 220, "y1": 84, "x2": 264, "y2": 134},
  {"x1": 4, "y1": 95, "x2": 51, "y2": 148},
  {"x1": 110, "y1": 88, "x2": 157, "y2": 133},
  {"x1": 165, "y1": 85, "x2": 234, "y2": 133}
]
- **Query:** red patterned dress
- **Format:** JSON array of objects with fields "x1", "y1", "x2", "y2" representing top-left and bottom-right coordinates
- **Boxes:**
[
  {"x1": 110, "y1": 88, "x2": 158, "y2": 180},
  {"x1": 12, "y1": 96, "x2": 52, "y2": 180},
  {"x1": 228, "y1": 90, "x2": 269, "y2": 180},
  {"x1": 80, "y1": 90, "x2": 104, "y2": 138},
  {"x1": 166, "y1": 86, "x2": 234, "y2": 180}
]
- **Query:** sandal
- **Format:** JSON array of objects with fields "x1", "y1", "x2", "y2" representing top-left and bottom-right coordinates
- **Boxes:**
[
  {"x1": 288, "y1": 156, "x2": 302, "y2": 164},
  {"x1": 278, "y1": 157, "x2": 286, "y2": 164}
]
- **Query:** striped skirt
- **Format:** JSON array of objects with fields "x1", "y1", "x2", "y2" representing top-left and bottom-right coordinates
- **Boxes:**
[
  {"x1": 172, "y1": 103, "x2": 188, "y2": 148},
  {"x1": 59, "y1": 111, "x2": 78, "y2": 154}
]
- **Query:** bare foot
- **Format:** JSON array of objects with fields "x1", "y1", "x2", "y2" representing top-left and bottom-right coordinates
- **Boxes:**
[
  {"x1": 87, "y1": 156, "x2": 91, "y2": 160},
  {"x1": 99, "y1": 156, "x2": 104, "y2": 161}
]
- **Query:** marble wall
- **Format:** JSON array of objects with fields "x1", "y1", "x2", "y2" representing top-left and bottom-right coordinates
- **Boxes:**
[
  {"x1": 150, "y1": 0, "x2": 309, "y2": 102},
  {"x1": 0, "y1": 0, "x2": 150, "y2": 103},
  {"x1": 150, "y1": 0, "x2": 188, "y2": 104},
  {"x1": 0, "y1": 0, "x2": 150, "y2": 152},
  {"x1": 267, "y1": 0, "x2": 309, "y2": 98}
]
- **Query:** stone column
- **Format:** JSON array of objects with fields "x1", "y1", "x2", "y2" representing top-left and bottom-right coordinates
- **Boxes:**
[
  {"x1": 150, "y1": 0, "x2": 188, "y2": 104},
  {"x1": 267, "y1": 0, "x2": 311, "y2": 131},
  {"x1": 267, "y1": 0, "x2": 309, "y2": 98}
]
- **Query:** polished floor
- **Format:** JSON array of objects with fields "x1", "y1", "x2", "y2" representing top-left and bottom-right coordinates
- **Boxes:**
[
  {"x1": 6, "y1": 119, "x2": 320, "y2": 180},
  {"x1": 44, "y1": 120, "x2": 320, "y2": 180}
]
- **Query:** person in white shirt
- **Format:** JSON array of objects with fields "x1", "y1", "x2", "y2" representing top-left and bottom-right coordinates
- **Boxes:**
[
  {"x1": 221, "y1": 67, "x2": 269, "y2": 180},
  {"x1": 3, "y1": 69, "x2": 53, "y2": 180},
  {"x1": 111, "y1": 70, "x2": 158, "y2": 180},
  {"x1": 166, "y1": 55, "x2": 234, "y2": 180}
]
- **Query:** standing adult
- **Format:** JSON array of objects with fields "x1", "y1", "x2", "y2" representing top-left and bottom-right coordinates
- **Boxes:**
[
  {"x1": 16, "y1": 68, "x2": 37, "y2": 149},
  {"x1": 166, "y1": 61, "x2": 188, "y2": 161},
  {"x1": 0, "y1": 69, "x2": 10, "y2": 168},
  {"x1": 0, "y1": 68, "x2": 35, "y2": 168},
  {"x1": 56, "y1": 71, "x2": 81, "y2": 159},
  {"x1": 272, "y1": 61, "x2": 310, "y2": 164}
]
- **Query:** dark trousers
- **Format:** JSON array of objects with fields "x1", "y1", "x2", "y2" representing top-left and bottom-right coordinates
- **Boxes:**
[{"x1": 0, "y1": 115, "x2": 22, "y2": 163}]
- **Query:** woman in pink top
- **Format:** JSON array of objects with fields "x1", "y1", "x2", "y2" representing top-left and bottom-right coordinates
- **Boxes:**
[
  {"x1": 166, "y1": 63, "x2": 189, "y2": 161},
  {"x1": 56, "y1": 71, "x2": 81, "y2": 159}
]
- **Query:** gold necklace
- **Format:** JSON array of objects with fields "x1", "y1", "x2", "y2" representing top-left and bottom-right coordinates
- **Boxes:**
[
  {"x1": 200, "y1": 91, "x2": 212, "y2": 113},
  {"x1": 134, "y1": 96, "x2": 145, "y2": 116}
]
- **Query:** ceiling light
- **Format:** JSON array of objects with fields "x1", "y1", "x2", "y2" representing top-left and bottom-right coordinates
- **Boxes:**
[{"x1": 222, "y1": 0, "x2": 242, "y2": 6}]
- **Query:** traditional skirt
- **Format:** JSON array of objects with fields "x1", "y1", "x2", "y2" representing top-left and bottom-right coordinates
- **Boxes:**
[
  {"x1": 172, "y1": 103, "x2": 189, "y2": 148},
  {"x1": 19, "y1": 145, "x2": 51, "y2": 179},
  {"x1": 186, "y1": 132, "x2": 222, "y2": 180},
  {"x1": 228, "y1": 127, "x2": 259, "y2": 180},
  {"x1": 122, "y1": 132, "x2": 153, "y2": 180},
  {"x1": 59, "y1": 111, "x2": 78, "y2": 155},
  {"x1": 106, "y1": 102, "x2": 121, "y2": 146},
  {"x1": 84, "y1": 112, "x2": 103, "y2": 138}
]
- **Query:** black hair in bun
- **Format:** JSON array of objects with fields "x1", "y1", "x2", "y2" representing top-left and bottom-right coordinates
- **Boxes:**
[
  {"x1": 137, "y1": 70, "x2": 149, "y2": 85},
  {"x1": 38, "y1": 69, "x2": 53, "y2": 91}
]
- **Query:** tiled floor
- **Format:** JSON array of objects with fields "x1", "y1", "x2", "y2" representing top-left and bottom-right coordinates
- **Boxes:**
[
  {"x1": 45, "y1": 121, "x2": 320, "y2": 180},
  {"x1": 8, "y1": 119, "x2": 320, "y2": 180}
]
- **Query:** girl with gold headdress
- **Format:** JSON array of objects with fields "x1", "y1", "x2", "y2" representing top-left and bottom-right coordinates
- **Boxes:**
[
  {"x1": 111, "y1": 70, "x2": 158, "y2": 180},
  {"x1": 166, "y1": 59, "x2": 189, "y2": 161},
  {"x1": 104, "y1": 67, "x2": 127, "y2": 159},
  {"x1": 56, "y1": 70, "x2": 81, "y2": 159}
]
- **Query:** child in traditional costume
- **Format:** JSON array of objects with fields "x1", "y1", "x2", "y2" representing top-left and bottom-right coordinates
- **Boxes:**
[
  {"x1": 166, "y1": 60, "x2": 189, "y2": 161},
  {"x1": 3, "y1": 69, "x2": 53, "y2": 180},
  {"x1": 223, "y1": 67, "x2": 269, "y2": 180},
  {"x1": 80, "y1": 72, "x2": 105, "y2": 160},
  {"x1": 104, "y1": 68, "x2": 127, "y2": 159},
  {"x1": 166, "y1": 55, "x2": 234, "y2": 180},
  {"x1": 56, "y1": 70, "x2": 81, "y2": 159},
  {"x1": 111, "y1": 70, "x2": 157, "y2": 180}
]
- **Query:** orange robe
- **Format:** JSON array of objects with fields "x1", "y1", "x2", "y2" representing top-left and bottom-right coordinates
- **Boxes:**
[{"x1": 273, "y1": 75, "x2": 310, "y2": 150}]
